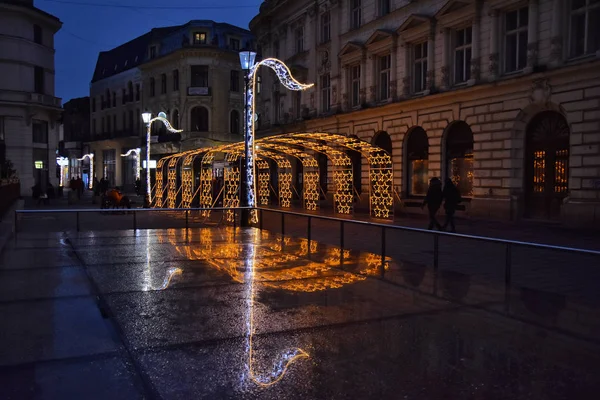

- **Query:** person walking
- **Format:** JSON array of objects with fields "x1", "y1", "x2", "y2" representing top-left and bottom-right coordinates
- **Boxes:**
[
  {"x1": 422, "y1": 177, "x2": 443, "y2": 230},
  {"x1": 442, "y1": 177, "x2": 461, "y2": 233}
]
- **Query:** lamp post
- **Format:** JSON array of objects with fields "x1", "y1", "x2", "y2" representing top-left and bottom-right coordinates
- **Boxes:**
[
  {"x1": 238, "y1": 50, "x2": 314, "y2": 225},
  {"x1": 77, "y1": 153, "x2": 94, "y2": 189},
  {"x1": 141, "y1": 111, "x2": 182, "y2": 207}
]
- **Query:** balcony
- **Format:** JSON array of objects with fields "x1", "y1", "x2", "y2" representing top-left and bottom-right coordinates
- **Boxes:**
[
  {"x1": 187, "y1": 86, "x2": 211, "y2": 96},
  {"x1": 0, "y1": 90, "x2": 61, "y2": 109}
]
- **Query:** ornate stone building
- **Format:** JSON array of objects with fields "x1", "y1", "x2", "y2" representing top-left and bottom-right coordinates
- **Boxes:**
[
  {"x1": 250, "y1": 0, "x2": 600, "y2": 227},
  {"x1": 89, "y1": 20, "x2": 253, "y2": 189}
]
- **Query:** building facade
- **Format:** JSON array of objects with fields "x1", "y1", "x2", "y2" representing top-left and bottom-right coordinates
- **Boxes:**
[
  {"x1": 0, "y1": 0, "x2": 62, "y2": 195},
  {"x1": 60, "y1": 96, "x2": 90, "y2": 186},
  {"x1": 88, "y1": 21, "x2": 254, "y2": 190},
  {"x1": 250, "y1": 0, "x2": 600, "y2": 227}
]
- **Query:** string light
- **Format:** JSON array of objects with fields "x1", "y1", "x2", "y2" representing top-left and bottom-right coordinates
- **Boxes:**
[
  {"x1": 56, "y1": 156, "x2": 69, "y2": 187},
  {"x1": 77, "y1": 153, "x2": 94, "y2": 189}
]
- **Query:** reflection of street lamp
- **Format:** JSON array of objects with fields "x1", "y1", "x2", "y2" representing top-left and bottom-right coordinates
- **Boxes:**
[
  {"x1": 239, "y1": 51, "x2": 313, "y2": 225},
  {"x1": 141, "y1": 111, "x2": 182, "y2": 207},
  {"x1": 120, "y1": 147, "x2": 141, "y2": 181},
  {"x1": 77, "y1": 153, "x2": 94, "y2": 189}
]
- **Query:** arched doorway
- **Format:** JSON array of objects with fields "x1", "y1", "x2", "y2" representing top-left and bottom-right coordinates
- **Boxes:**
[
  {"x1": 373, "y1": 131, "x2": 392, "y2": 154},
  {"x1": 445, "y1": 121, "x2": 474, "y2": 197},
  {"x1": 405, "y1": 127, "x2": 428, "y2": 196},
  {"x1": 525, "y1": 111, "x2": 569, "y2": 220}
]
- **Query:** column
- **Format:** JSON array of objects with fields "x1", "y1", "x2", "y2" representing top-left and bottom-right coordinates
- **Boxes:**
[
  {"x1": 360, "y1": 54, "x2": 367, "y2": 105},
  {"x1": 469, "y1": 0, "x2": 482, "y2": 84},
  {"x1": 426, "y1": 25, "x2": 435, "y2": 92},
  {"x1": 489, "y1": 9, "x2": 499, "y2": 80},
  {"x1": 390, "y1": 37, "x2": 398, "y2": 100},
  {"x1": 550, "y1": 0, "x2": 564, "y2": 66},
  {"x1": 441, "y1": 28, "x2": 450, "y2": 89},
  {"x1": 525, "y1": 0, "x2": 539, "y2": 73}
]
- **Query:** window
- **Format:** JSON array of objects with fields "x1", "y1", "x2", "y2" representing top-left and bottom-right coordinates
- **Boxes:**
[
  {"x1": 274, "y1": 40, "x2": 280, "y2": 58},
  {"x1": 569, "y1": 0, "x2": 600, "y2": 58},
  {"x1": 406, "y1": 127, "x2": 429, "y2": 196},
  {"x1": 101, "y1": 95, "x2": 105, "y2": 110},
  {"x1": 33, "y1": 24, "x2": 42, "y2": 44},
  {"x1": 102, "y1": 149, "x2": 116, "y2": 186},
  {"x1": 191, "y1": 65, "x2": 209, "y2": 87},
  {"x1": 351, "y1": 0, "x2": 362, "y2": 30},
  {"x1": 161, "y1": 74, "x2": 167, "y2": 94},
  {"x1": 454, "y1": 26, "x2": 472, "y2": 84},
  {"x1": 135, "y1": 84, "x2": 140, "y2": 101},
  {"x1": 413, "y1": 42, "x2": 428, "y2": 92},
  {"x1": 91, "y1": 98, "x2": 96, "y2": 112},
  {"x1": 32, "y1": 120, "x2": 48, "y2": 143},
  {"x1": 230, "y1": 110, "x2": 240, "y2": 134},
  {"x1": 379, "y1": 0, "x2": 391, "y2": 16},
  {"x1": 445, "y1": 121, "x2": 474, "y2": 197},
  {"x1": 503, "y1": 6, "x2": 528, "y2": 73},
  {"x1": 106, "y1": 90, "x2": 111, "y2": 108},
  {"x1": 190, "y1": 106, "x2": 209, "y2": 131},
  {"x1": 136, "y1": 108, "x2": 140, "y2": 132},
  {"x1": 295, "y1": 27, "x2": 304, "y2": 53},
  {"x1": 193, "y1": 32, "x2": 207, "y2": 45},
  {"x1": 149, "y1": 46, "x2": 156, "y2": 59},
  {"x1": 321, "y1": 74, "x2": 331, "y2": 112},
  {"x1": 34, "y1": 66, "x2": 44, "y2": 94},
  {"x1": 128, "y1": 81, "x2": 133, "y2": 102},
  {"x1": 230, "y1": 38, "x2": 240, "y2": 50},
  {"x1": 173, "y1": 70, "x2": 179, "y2": 91},
  {"x1": 112, "y1": 92, "x2": 116, "y2": 107},
  {"x1": 378, "y1": 54, "x2": 391, "y2": 101},
  {"x1": 350, "y1": 65, "x2": 361, "y2": 107},
  {"x1": 321, "y1": 12, "x2": 331, "y2": 43},
  {"x1": 150, "y1": 78, "x2": 155, "y2": 97},
  {"x1": 122, "y1": 88, "x2": 126, "y2": 105},
  {"x1": 257, "y1": 74, "x2": 262, "y2": 94},
  {"x1": 230, "y1": 70, "x2": 240, "y2": 92},
  {"x1": 172, "y1": 110, "x2": 179, "y2": 129}
]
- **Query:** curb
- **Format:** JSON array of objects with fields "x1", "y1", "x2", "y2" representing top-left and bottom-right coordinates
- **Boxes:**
[{"x1": 0, "y1": 199, "x2": 24, "y2": 256}]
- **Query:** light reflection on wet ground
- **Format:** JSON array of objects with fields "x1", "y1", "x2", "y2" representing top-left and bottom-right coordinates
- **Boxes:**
[{"x1": 0, "y1": 227, "x2": 599, "y2": 399}]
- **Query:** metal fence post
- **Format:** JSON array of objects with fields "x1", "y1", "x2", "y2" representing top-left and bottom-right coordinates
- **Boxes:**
[
  {"x1": 381, "y1": 226, "x2": 386, "y2": 277},
  {"x1": 504, "y1": 243, "x2": 512, "y2": 312},
  {"x1": 433, "y1": 234, "x2": 439, "y2": 270},
  {"x1": 133, "y1": 210, "x2": 137, "y2": 231},
  {"x1": 76, "y1": 211, "x2": 80, "y2": 232}
]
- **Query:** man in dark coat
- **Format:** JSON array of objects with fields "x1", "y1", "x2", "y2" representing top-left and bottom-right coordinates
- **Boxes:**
[
  {"x1": 442, "y1": 177, "x2": 461, "y2": 233},
  {"x1": 422, "y1": 177, "x2": 443, "y2": 230}
]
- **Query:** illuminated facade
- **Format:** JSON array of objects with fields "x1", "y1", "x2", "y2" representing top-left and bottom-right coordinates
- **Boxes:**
[
  {"x1": 249, "y1": 0, "x2": 600, "y2": 227},
  {"x1": 153, "y1": 132, "x2": 394, "y2": 219}
]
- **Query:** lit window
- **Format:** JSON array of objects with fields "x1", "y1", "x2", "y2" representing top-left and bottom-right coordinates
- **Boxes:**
[{"x1": 193, "y1": 32, "x2": 207, "y2": 45}]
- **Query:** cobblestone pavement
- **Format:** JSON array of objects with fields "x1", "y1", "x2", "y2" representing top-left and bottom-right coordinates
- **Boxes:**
[{"x1": 0, "y1": 227, "x2": 599, "y2": 399}]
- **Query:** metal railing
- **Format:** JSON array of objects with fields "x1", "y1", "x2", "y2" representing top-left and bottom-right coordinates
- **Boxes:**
[{"x1": 255, "y1": 207, "x2": 600, "y2": 311}]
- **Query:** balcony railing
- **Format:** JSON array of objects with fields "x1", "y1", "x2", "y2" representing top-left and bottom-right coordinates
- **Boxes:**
[{"x1": 187, "y1": 86, "x2": 211, "y2": 96}]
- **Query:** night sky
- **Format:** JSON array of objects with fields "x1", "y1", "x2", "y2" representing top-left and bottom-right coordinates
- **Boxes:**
[{"x1": 35, "y1": 0, "x2": 262, "y2": 104}]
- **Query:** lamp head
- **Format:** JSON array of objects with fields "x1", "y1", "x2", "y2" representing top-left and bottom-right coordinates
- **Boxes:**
[
  {"x1": 239, "y1": 49, "x2": 257, "y2": 71},
  {"x1": 158, "y1": 111, "x2": 167, "y2": 119},
  {"x1": 141, "y1": 112, "x2": 152, "y2": 124}
]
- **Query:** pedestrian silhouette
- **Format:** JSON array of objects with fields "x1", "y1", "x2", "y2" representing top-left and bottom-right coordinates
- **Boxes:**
[
  {"x1": 442, "y1": 177, "x2": 461, "y2": 233},
  {"x1": 422, "y1": 177, "x2": 443, "y2": 230}
]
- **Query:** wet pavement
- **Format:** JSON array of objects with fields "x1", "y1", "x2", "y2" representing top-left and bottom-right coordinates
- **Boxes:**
[{"x1": 1, "y1": 227, "x2": 600, "y2": 399}]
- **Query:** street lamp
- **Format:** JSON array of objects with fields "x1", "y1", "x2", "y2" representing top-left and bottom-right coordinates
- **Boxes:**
[
  {"x1": 239, "y1": 50, "x2": 314, "y2": 225},
  {"x1": 77, "y1": 153, "x2": 94, "y2": 189},
  {"x1": 141, "y1": 111, "x2": 182, "y2": 207}
]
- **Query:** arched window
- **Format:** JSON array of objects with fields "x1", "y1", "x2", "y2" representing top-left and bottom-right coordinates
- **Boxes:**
[
  {"x1": 190, "y1": 106, "x2": 209, "y2": 132},
  {"x1": 171, "y1": 110, "x2": 179, "y2": 129},
  {"x1": 373, "y1": 131, "x2": 392, "y2": 154},
  {"x1": 445, "y1": 121, "x2": 474, "y2": 197},
  {"x1": 525, "y1": 111, "x2": 570, "y2": 219},
  {"x1": 230, "y1": 110, "x2": 240, "y2": 134},
  {"x1": 406, "y1": 127, "x2": 429, "y2": 196}
]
